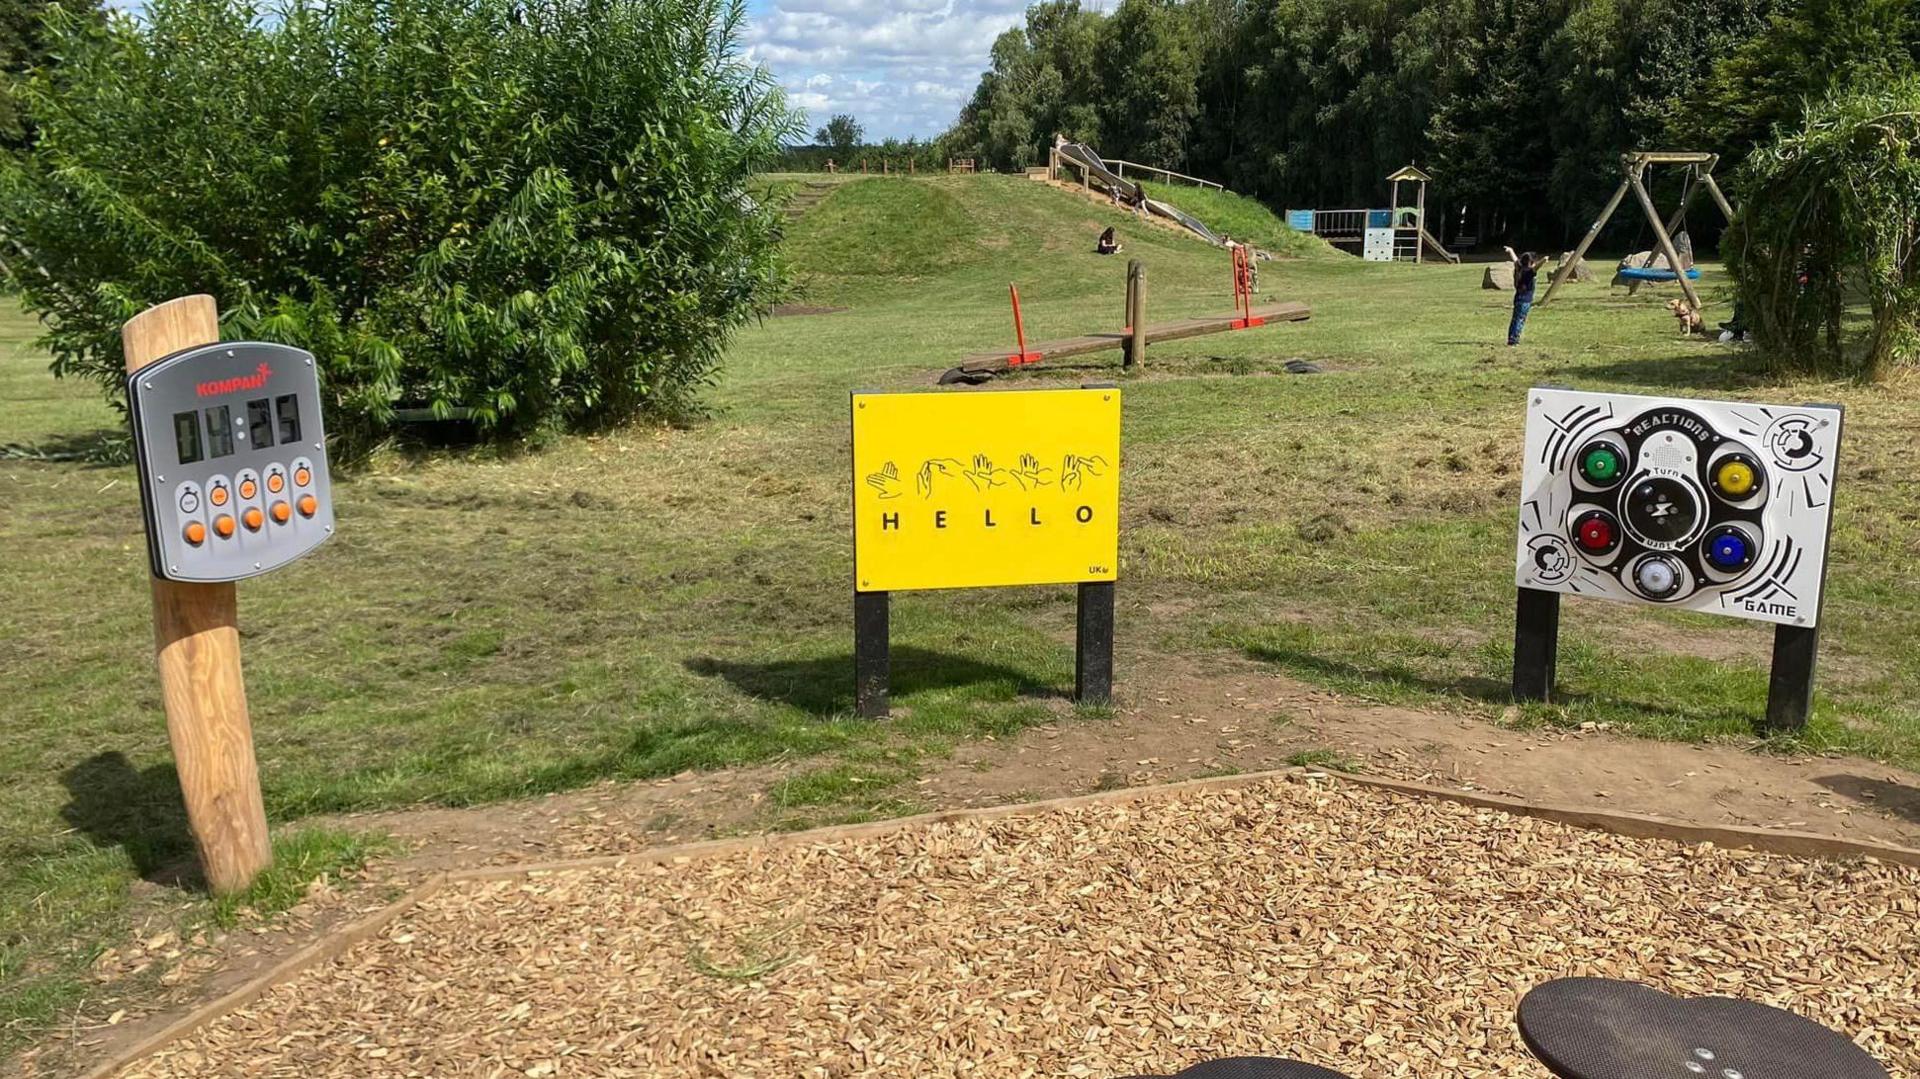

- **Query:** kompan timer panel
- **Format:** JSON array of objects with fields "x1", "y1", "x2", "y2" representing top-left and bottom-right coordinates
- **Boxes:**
[
  {"x1": 128, "y1": 342, "x2": 335, "y2": 583},
  {"x1": 1516, "y1": 389, "x2": 1842, "y2": 627}
]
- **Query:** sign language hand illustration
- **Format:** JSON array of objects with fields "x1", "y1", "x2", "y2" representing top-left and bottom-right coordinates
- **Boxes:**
[
  {"x1": 864, "y1": 461, "x2": 904, "y2": 500},
  {"x1": 916, "y1": 457, "x2": 964, "y2": 498},
  {"x1": 963, "y1": 453, "x2": 1010, "y2": 491},
  {"x1": 1010, "y1": 453, "x2": 1055, "y2": 490},
  {"x1": 1060, "y1": 453, "x2": 1109, "y2": 492}
]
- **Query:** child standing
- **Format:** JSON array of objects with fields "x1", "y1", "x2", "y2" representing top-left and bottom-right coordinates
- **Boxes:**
[{"x1": 1503, "y1": 246, "x2": 1548, "y2": 346}]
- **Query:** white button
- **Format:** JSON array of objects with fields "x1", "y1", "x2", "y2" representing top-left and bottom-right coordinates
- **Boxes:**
[{"x1": 1638, "y1": 560, "x2": 1678, "y2": 594}]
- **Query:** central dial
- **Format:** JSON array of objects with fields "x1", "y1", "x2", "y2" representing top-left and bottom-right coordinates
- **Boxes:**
[{"x1": 1622, "y1": 476, "x2": 1702, "y2": 548}]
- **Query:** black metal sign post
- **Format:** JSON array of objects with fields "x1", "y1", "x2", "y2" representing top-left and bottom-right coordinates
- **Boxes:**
[
  {"x1": 1510, "y1": 586, "x2": 1561, "y2": 702},
  {"x1": 1075, "y1": 581, "x2": 1115, "y2": 705},
  {"x1": 1763, "y1": 624, "x2": 1818, "y2": 731},
  {"x1": 853, "y1": 590, "x2": 890, "y2": 718}
]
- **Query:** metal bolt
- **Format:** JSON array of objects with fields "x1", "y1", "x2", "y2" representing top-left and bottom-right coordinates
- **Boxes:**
[
  {"x1": 325, "y1": 525, "x2": 334, "y2": 533},
  {"x1": 1532, "y1": 397, "x2": 1542, "y2": 404},
  {"x1": 253, "y1": 561, "x2": 262, "y2": 569},
  {"x1": 1694, "y1": 1049, "x2": 1716, "y2": 1061},
  {"x1": 226, "y1": 349, "x2": 236, "y2": 357},
  {"x1": 305, "y1": 357, "x2": 313, "y2": 366},
  {"x1": 156, "y1": 474, "x2": 165, "y2": 483},
  {"x1": 168, "y1": 564, "x2": 179, "y2": 574},
  {"x1": 144, "y1": 381, "x2": 154, "y2": 390}
]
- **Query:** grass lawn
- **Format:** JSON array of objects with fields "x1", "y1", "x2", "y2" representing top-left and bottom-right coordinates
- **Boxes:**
[{"x1": 4, "y1": 173, "x2": 1919, "y2": 1055}]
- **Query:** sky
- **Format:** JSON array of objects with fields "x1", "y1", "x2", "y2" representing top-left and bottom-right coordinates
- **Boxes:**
[{"x1": 741, "y1": 0, "x2": 1027, "y2": 142}]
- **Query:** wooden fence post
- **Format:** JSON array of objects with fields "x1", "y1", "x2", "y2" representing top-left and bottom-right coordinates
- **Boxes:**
[{"x1": 123, "y1": 296, "x2": 272, "y2": 896}]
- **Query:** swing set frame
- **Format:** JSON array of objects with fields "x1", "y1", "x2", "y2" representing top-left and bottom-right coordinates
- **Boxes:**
[{"x1": 1539, "y1": 151, "x2": 1735, "y2": 311}]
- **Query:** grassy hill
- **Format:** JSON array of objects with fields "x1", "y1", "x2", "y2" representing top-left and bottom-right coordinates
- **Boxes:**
[{"x1": 1137, "y1": 179, "x2": 1330, "y2": 258}]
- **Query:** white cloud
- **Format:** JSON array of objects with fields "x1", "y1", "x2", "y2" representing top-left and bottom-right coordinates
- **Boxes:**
[{"x1": 744, "y1": 0, "x2": 1027, "y2": 141}]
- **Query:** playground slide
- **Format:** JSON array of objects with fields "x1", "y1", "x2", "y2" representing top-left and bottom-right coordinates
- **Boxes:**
[{"x1": 1055, "y1": 142, "x2": 1224, "y2": 247}]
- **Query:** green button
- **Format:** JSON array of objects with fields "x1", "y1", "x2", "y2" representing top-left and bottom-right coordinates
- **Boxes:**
[{"x1": 1581, "y1": 446, "x2": 1621, "y2": 481}]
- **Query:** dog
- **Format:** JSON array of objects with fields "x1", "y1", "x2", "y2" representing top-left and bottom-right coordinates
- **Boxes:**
[{"x1": 1666, "y1": 298, "x2": 1704, "y2": 336}]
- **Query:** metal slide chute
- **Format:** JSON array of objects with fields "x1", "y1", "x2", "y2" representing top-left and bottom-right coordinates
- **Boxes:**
[{"x1": 1053, "y1": 141, "x2": 1224, "y2": 247}]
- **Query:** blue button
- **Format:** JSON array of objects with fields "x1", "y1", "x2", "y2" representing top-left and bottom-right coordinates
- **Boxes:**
[{"x1": 1709, "y1": 534, "x2": 1749, "y2": 568}]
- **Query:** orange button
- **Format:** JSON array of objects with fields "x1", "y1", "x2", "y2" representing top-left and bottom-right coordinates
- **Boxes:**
[
  {"x1": 243, "y1": 507, "x2": 264, "y2": 531},
  {"x1": 297, "y1": 494, "x2": 318, "y2": 517},
  {"x1": 210, "y1": 485, "x2": 229, "y2": 507},
  {"x1": 183, "y1": 521, "x2": 207, "y2": 545},
  {"x1": 239, "y1": 479, "x2": 257, "y2": 499},
  {"x1": 270, "y1": 501, "x2": 291, "y2": 524},
  {"x1": 267, "y1": 473, "x2": 285, "y2": 494},
  {"x1": 294, "y1": 467, "x2": 311, "y2": 487},
  {"x1": 213, "y1": 514, "x2": 236, "y2": 538}
]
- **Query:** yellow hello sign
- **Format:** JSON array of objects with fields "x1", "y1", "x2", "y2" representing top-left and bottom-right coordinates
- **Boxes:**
[{"x1": 852, "y1": 387, "x2": 1121, "y2": 592}]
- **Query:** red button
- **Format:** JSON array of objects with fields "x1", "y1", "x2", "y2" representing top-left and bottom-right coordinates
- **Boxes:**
[{"x1": 1578, "y1": 517, "x2": 1614, "y2": 551}]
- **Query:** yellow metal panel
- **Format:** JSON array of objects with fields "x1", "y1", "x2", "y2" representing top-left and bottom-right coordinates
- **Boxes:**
[{"x1": 852, "y1": 388, "x2": 1121, "y2": 592}]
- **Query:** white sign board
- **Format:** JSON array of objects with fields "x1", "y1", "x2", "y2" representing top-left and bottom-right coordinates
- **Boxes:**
[{"x1": 1516, "y1": 389, "x2": 1842, "y2": 627}]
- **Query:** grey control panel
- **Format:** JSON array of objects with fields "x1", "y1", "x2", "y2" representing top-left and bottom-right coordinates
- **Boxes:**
[{"x1": 127, "y1": 342, "x2": 334, "y2": 583}]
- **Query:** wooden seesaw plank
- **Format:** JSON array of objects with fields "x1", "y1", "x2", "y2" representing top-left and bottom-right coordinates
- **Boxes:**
[{"x1": 942, "y1": 300, "x2": 1311, "y2": 382}]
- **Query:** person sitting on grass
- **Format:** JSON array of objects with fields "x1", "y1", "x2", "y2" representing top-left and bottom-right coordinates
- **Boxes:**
[
  {"x1": 1095, "y1": 227, "x2": 1120, "y2": 255},
  {"x1": 1503, "y1": 246, "x2": 1548, "y2": 346}
]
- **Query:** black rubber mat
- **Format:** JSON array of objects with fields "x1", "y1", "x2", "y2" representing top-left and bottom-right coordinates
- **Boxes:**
[
  {"x1": 1517, "y1": 977, "x2": 1889, "y2": 1079},
  {"x1": 1119, "y1": 1057, "x2": 1353, "y2": 1079}
]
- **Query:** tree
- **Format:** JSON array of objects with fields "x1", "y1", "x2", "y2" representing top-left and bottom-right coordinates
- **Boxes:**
[
  {"x1": 1683, "y1": 0, "x2": 1919, "y2": 178},
  {"x1": 0, "y1": 0, "x2": 100, "y2": 148},
  {"x1": 814, "y1": 114, "x2": 864, "y2": 155},
  {"x1": 0, "y1": 0, "x2": 800, "y2": 443},
  {"x1": 1725, "y1": 79, "x2": 1920, "y2": 380}
]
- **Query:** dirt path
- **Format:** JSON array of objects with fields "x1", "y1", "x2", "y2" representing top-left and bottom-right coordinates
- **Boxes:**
[{"x1": 29, "y1": 654, "x2": 1920, "y2": 1077}]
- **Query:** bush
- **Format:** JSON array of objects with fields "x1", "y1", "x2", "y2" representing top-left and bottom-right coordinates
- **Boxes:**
[
  {"x1": 0, "y1": 0, "x2": 799, "y2": 444},
  {"x1": 1725, "y1": 80, "x2": 1920, "y2": 380}
]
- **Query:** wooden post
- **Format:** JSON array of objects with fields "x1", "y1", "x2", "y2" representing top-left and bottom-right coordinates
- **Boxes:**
[
  {"x1": 1540, "y1": 175, "x2": 1631, "y2": 305},
  {"x1": 1628, "y1": 166, "x2": 1704, "y2": 311},
  {"x1": 1125, "y1": 260, "x2": 1146, "y2": 368},
  {"x1": 1698, "y1": 169, "x2": 1735, "y2": 223},
  {"x1": 122, "y1": 296, "x2": 272, "y2": 896},
  {"x1": 1414, "y1": 181, "x2": 1426, "y2": 265}
]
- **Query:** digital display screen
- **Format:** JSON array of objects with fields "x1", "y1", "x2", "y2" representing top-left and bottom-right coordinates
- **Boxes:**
[
  {"x1": 247, "y1": 398, "x2": 274, "y2": 448},
  {"x1": 204, "y1": 405, "x2": 235, "y2": 458},
  {"x1": 276, "y1": 394, "x2": 301, "y2": 445},
  {"x1": 173, "y1": 411, "x2": 203, "y2": 464}
]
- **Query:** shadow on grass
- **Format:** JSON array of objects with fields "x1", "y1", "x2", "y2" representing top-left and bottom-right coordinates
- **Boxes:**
[
  {"x1": 2, "y1": 427, "x2": 131, "y2": 468},
  {"x1": 1238, "y1": 636, "x2": 1765, "y2": 733},
  {"x1": 1814, "y1": 773, "x2": 1920, "y2": 825},
  {"x1": 686, "y1": 646, "x2": 1057, "y2": 716},
  {"x1": 58, "y1": 751, "x2": 202, "y2": 889},
  {"x1": 1568, "y1": 348, "x2": 1772, "y2": 392}
]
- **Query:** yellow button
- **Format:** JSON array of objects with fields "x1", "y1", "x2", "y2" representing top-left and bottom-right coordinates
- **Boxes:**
[
  {"x1": 294, "y1": 467, "x2": 311, "y2": 487},
  {"x1": 270, "y1": 501, "x2": 291, "y2": 524},
  {"x1": 243, "y1": 507, "x2": 264, "y2": 531},
  {"x1": 210, "y1": 485, "x2": 229, "y2": 507},
  {"x1": 267, "y1": 473, "x2": 285, "y2": 494},
  {"x1": 183, "y1": 521, "x2": 207, "y2": 545},
  {"x1": 1715, "y1": 460, "x2": 1756, "y2": 497},
  {"x1": 213, "y1": 514, "x2": 236, "y2": 538},
  {"x1": 297, "y1": 494, "x2": 318, "y2": 517},
  {"x1": 239, "y1": 479, "x2": 257, "y2": 499}
]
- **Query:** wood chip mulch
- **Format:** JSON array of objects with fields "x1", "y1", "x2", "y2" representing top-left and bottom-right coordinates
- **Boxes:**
[{"x1": 122, "y1": 776, "x2": 1920, "y2": 1078}]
